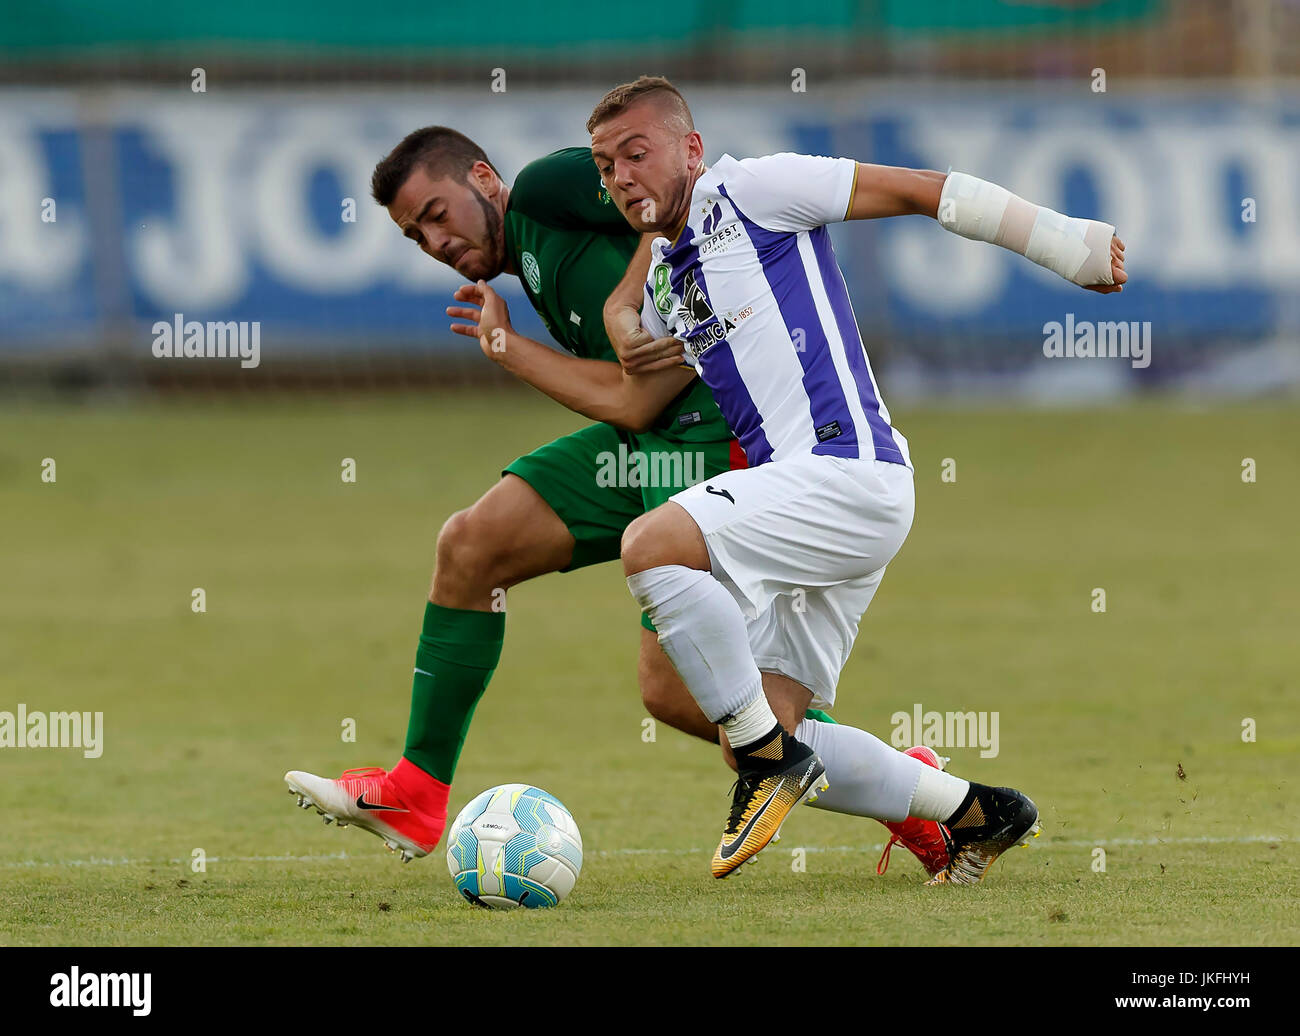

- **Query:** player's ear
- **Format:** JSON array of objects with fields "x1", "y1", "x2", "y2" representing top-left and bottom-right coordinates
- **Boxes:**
[
  {"x1": 685, "y1": 131, "x2": 705, "y2": 170},
  {"x1": 468, "y1": 160, "x2": 500, "y2": 198}
]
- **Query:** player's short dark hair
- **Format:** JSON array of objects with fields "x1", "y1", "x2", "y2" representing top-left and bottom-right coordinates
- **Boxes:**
[
  {"x1": 370, "y1": 126, "x2": 499, "y2": 207},
  {"x1": 586, "y1": 75, "x2": 694, "y2": 136}
]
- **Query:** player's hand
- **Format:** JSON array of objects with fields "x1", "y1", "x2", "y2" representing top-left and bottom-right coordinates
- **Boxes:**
[
  {"x1": 447, "y1": 281, "x2": 514, "y2": 355},
  {"x1": 606, "y1": 304, "x2": 685, "y2": 373},
  {"x1": 1083, "y1": 234, "x2": 1126, "y2": 294}
]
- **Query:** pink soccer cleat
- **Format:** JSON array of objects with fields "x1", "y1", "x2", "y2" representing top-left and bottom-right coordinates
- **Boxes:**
[
  {"x1": 284, "y1": 758, "x2": 450, "y2": 862},
  {"x1": 876, "y1": 745, "x2": 952, "y2": 878}
]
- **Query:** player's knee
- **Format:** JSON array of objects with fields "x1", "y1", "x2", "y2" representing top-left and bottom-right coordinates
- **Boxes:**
[
  {"x1": 435, "y1": 508, "x2": 468, "y2": 566},
  {"x1": 435, "y1": 507, "x2": 498, "y2": 588},
  {"x1": 621, "y1": 511, "x2": 664, "y2": 576},
  {"x1": 620, "y1": 515, "x2": 648, "y2": 574},
  {"x1": 622, "y1": 504, "x2": 709, "y2": 577}
]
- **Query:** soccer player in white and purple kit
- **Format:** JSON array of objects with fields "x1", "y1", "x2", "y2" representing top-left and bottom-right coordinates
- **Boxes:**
[{"x1": 588, "y1": 77, "x2": 1127, "y2": 881}]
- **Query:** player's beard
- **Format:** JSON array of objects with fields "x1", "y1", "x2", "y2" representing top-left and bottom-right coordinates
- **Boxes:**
[{"x1": 463, "y1": 190, "x2": 505, "y2": 281}]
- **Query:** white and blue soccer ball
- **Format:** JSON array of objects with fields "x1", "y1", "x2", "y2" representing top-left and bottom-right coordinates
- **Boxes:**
[{"x1": 446, "y1": 784, "x2": 583, "y2": 909}]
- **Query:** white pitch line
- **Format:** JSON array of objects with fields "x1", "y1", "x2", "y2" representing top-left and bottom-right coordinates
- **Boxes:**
[
  {"x1": 0, "y1": 834, "x2": 1292, "y2": 871},
  {"x1": 597, "y1": 834, "x2": 1295, "y2": 857},
  {"x1": 0, "y1": 851, "x2": 358, "y2": 870}
]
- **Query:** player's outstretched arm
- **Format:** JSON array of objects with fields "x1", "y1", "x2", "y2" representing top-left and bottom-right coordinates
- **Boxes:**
[
  {"x1": 934, "y1": 171, "x2": 1126, "y2": 293},
  {"x1": 846, "y1": 163, "x2": 1126, "y2": 293},
  {"x1": 845, "y1": 164, "x2": 948, "y2": 221},
  {"x1": 449, "y1": 280, "x2": 696, "y2": 432}
]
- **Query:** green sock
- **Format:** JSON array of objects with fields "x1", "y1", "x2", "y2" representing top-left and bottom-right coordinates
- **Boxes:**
[
  {"x1": 403, "y1": 601, "x2": 505, "y2": 784},
  {"x1": 805, "y1": 708, "x2": 837, "y2": 724}
]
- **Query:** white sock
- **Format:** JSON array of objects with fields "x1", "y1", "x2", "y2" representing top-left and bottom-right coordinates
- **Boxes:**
[
  {"x1": 795, "y1": 719, "x2": 926, "y2": 822},
  {"x1": 909, "y1": 762, "x2": 970, "y2": 823},
  {"x1": 627, "y1": 564, "x2": 764, "y2": 724}
]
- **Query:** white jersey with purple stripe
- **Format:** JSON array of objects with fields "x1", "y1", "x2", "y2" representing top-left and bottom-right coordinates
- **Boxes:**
[{"x1": 641, "y1": 153, "x2": 910, "y2": 469}]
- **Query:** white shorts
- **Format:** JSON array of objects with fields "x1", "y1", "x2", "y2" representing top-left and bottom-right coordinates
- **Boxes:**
[{"x1": 670, "y1": 454, "x2": 915, "y2": 708}]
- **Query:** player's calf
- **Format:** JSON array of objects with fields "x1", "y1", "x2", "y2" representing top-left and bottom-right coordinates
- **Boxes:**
[{"x1": 639, "y1": 631, "x2": 720, "y2": 743}]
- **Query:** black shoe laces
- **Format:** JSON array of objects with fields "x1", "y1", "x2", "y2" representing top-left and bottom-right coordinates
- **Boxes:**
[{"x1": 724, "y1": 775, "x2": 758, "y2": 834}]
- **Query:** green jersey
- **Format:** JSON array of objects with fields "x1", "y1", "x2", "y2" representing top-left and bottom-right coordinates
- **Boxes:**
[{"x1": 502, "y1": 148, "x2": 728, "y2": 445}]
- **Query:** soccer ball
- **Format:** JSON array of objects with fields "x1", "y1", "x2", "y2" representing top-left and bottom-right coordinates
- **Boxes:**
[{"x1": 446, "y1": 784, "x2": 583, "y2": 908}]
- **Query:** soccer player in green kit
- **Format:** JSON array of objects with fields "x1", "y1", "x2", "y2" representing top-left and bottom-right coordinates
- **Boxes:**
[{"x1": 283, "y1": 126, "x2": 949, "y2": 879}]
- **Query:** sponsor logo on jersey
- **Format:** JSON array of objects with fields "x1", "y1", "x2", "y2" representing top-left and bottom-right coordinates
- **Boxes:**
[
  {"x1": 522, "y1": 251, "x2": 541, "y2": 293},
  {"x1": 683, "y1": 322, "x2": 734, "y2": 360},
  {"x1": 676, "y1": 269, "x2": 713, "y2": 332},
  {"x1": 652, "y1": 263, "x2": 673, "y2": 315},
  {"x1": 675, "y1": 269, "x2": 735, "y2": 359}
]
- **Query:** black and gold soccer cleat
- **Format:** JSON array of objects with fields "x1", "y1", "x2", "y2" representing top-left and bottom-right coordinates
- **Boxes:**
[
  {"x1": 925, "y1": 784, "x2": 1040, "y2": 886},
  {"x1": 712, "y1": 728, "x2": 828, "y2": 879}
]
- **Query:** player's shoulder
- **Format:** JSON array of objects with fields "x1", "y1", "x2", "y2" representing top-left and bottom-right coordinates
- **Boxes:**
[
  {"x1": 708, "y1": 152, "x2": 819, "y2": 204},
  {"x1": 714, "y1": 152, "x2": 842, "y2": 185},
  {"x1": 511, "y1": 147, "x2": 603, "y2": 217},
  {"x1": 710, "y1": 152, "x2": 856, "y2": 228}
]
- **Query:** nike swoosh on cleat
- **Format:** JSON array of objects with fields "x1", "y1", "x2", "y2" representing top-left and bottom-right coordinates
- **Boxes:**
[
  {"x1": 718, "y1": 780, "x2": 784, "y2": 862},
  {"x1": 356, "y1": 793, "x2": 407, "y2": 813}
]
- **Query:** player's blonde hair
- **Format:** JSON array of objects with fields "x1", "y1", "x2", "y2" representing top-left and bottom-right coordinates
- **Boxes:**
[{"x1": 586, "y1": 75, "x2": 695, "y2": 136}]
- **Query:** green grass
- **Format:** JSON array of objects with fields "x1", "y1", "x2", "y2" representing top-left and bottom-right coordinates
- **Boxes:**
[{"x1": 1, "y1": 393, "x2": 1297, "y2": 946}]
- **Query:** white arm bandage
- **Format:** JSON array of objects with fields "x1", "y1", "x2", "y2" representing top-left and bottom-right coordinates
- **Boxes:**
[{"x1": 938, "y1": 171, "x2": 1115, "y2": 287}]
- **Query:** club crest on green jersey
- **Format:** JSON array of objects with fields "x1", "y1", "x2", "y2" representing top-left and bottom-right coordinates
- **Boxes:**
[
  {"x1": 522, "y1": 252, "x2": 542, "y2": 293},
  {"x1": 652, "y1": 264, "x2": 673, "y2": 315}
]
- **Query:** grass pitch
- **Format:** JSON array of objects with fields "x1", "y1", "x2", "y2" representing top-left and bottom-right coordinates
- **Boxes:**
[{"x1": 1, "y1": 393, "x2": 1297, "y2": 946}]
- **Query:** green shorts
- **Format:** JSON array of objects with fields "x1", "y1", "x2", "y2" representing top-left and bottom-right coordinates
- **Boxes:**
[
  {"x1": 503, "y1": 419, "x2": 835, "y2": 725},
  {"x1": 504, "y1": 421, "x2": 739, "y2": 580}
]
